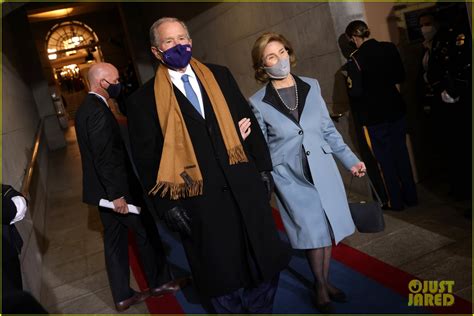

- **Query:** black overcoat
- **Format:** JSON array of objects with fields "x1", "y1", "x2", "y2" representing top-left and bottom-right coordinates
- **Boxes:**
[{"x1": 126, "y1": 63, "x2": 290, "y2": 297}]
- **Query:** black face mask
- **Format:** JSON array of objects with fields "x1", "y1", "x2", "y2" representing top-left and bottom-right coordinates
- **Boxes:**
[
  {"x1": 103, "y1": 79, "x2": 122, "y2": 99},
  {"x1": 338, "y1": 33, "x2": 357, "y2": 60}
]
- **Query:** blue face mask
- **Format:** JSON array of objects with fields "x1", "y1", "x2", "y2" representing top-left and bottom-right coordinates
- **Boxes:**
[
  {"x1": 104, "y1": 80, "x2": 122, "y2": 99},
  {"x1": 160, "y1": 44, "x2": 192, "y2": 69}
]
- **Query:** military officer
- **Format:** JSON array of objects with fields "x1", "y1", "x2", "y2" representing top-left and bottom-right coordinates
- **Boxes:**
[{"x1": 426, "y1": 19, "x2": 471, "y2": 200}]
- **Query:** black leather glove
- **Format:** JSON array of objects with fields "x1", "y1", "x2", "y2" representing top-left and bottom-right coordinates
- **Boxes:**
[
  {"x1": 260, "y1": 171, "x2": 275, "y2": 201},
  {"x1": 163, "y1": 206, "x2": 192, "y2": 236}
]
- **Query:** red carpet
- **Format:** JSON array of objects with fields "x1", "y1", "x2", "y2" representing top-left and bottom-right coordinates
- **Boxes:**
[
  {"x1": 128, "y1": 207, "x2": 472, "y2": 314},
  {"x1": 128, "y1": 232, "x2": 184, "y2": 314},
  {"x1": 332, "y1": 243, "x2": 472, "y2": 314},
  {"x1": 274, "y1": 207, "x2": 471, "y2": 314}
]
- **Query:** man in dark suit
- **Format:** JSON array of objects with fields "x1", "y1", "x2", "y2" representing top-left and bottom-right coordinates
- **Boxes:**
[
  {"x1": 75, "y1": 62, "x2": 183, "y2": 312},
  {"x1": 126, "y1": 17, "x2": 290, "y2": 313}
]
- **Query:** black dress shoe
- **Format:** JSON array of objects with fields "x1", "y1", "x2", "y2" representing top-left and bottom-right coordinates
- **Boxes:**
[
  {"x1": 150, "y1": 277, "x2": 192, "y2": 297},
  {"x1": 115, "y1": 290, "x2": 149, "y2": 312},
  {"x1": 328, "y1": 289, "x2": 347, "y2": 302}
]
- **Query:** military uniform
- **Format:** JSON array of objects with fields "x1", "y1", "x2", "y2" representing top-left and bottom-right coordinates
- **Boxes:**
[
  {"x1": 349, "y1": 39, "x2": 417, "y2": 210},
  {"x1": 341, "y1": 51, "x2": 389, "y2": 205},
  {"x1": 427, "y1": 26, "x2": 471, "y2": 103},
  {"x1": 426, "y1": 25, "x2": 472, "y2": 198}
]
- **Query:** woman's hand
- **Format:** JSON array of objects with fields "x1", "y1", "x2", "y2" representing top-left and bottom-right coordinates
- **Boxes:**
[
  {"x1": 350, "y1": 162, "x2": 366, "y2": 178},
  {"x1": 238, "y1": 118, "x2": 251, "y2": 140}
]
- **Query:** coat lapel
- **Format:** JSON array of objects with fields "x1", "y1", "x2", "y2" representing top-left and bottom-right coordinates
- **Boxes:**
[
  {"x1": 262, "y1": 81, "x2": 298, "y2": 125},
  {"x1": 261, "y1": 74, "x2": 311, "y2": 126},
  {"x1": 174, "y1": 84, "x2": 206, "y2": 125},
  {"x1": 294, "y1": 75, "x2": 310, "y2": 119}
]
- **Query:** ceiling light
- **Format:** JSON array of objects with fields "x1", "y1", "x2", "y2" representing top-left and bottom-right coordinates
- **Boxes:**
[{"x1": 28, "y1": 8, "x2": 74, "y2": 20}]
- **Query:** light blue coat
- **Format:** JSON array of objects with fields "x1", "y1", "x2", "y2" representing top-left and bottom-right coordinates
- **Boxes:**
[{"x1": 249, "y1": 76, "x2": 359, "y2": 249}]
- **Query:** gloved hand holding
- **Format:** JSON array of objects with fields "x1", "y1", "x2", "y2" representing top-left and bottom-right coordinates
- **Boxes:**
[
  {"x1": 163, "y1": 206, "x2": 192, "y2": 236},
  {"x1": 260, "y1": 171, "x2": 275, "y2": 201}
]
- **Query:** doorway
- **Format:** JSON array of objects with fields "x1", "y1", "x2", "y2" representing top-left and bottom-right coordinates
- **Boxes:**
[{"x1": 45, "y1": 20, "x2": 103, "y2": 120}]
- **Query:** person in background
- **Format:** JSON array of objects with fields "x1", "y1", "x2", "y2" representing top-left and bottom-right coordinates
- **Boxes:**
[
  {"x1": 423, "y1": 12, "x2": 472, "y2": 202},
  {"x1": 345, "y1": 20, "x2": 417, "y2": 211},
  {"x1": 418, "y1": 12, "x2": 441, "y2": 115},
  {"x1": 75, "y1": 62, "x2": 184, "y2": 312},
  {"x1": 337, "y1": 33, "x2": 389, "y2": 208},
  {"x1": 249, "y1": 32, "x2": 366, "y2": 313},
  {"x1": 2, "y1": 184, "x2": 48, "y2": 313},
  {"x1": 2, "y1": 184, "x2": 28, "y2": 293}
]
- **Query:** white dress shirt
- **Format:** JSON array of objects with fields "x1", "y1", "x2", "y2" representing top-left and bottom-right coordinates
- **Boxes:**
[{"x1": 168, "y1": 66, "x2": 205, "y2": 118}]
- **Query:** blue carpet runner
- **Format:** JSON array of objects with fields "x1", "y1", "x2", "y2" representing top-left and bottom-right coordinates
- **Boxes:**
[{"x1": 128, "y1": 213, "x2": 472, "y2": 314}]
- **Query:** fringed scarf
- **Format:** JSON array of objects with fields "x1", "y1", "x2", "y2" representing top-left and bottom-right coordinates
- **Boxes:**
[{"x1": 150, "y1": 58, "x2": 248, "y2": 200}]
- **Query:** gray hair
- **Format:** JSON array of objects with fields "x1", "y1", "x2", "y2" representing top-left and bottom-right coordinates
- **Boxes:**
[{"x1": 149, "y1": 17, "x2": 190, "y2": 47}]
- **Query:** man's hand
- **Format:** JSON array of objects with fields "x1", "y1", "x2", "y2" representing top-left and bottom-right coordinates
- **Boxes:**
[
  {"x1": 238, "y1": 118, "x2": 251, "y2": 140},
  {"x1": 260, "y1": 171, "x2": 275, "y2": 201},
  {"x1": 163, "y1": 206, "x2": 192, "y2": 236},
  {"x1": 112, "y1": 197, "x2": 129, "y2": 214}
]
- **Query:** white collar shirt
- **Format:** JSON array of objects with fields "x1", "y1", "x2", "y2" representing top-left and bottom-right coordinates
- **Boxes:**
[{"x1": 168, "y1": 65, "x2": 205, "y2": 118}]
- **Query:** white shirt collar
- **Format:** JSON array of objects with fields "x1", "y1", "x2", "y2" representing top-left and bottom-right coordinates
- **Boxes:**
[
  {"x1": 89, "y1": 91, "x2": 108, "y2": 107},
  {"x1": 168, "y1": 65, "x2": 196, "y2": 82},
  {"x1": 165, "y1": 64, "x2": 205, "y2": 118}
]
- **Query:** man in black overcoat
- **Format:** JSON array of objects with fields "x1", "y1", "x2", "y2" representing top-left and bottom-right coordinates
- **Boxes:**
[{"x1": 126, "y1": 17, "x2": 290, "y2": 313}]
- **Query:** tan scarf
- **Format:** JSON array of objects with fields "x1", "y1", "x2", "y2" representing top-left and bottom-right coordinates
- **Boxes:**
[{"x1": 150, "y1": 58, "x2": 248, "y2": 200}]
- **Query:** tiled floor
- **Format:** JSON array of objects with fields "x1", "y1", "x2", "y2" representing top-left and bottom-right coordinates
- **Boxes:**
[{"x1": 39, "y1": 126, "x2": 472, "y2": 313}]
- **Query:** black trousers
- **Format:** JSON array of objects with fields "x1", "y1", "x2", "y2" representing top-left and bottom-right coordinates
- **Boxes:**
[
  {"x1": 351, "y1": 109, "x2": 389, "y2": 204},
  {"x1": 98, "y1": 206, "x2": 171, "y2": 303},
  {"x1": 367, "y1": 117, "x2": 417, "y2": 209},
  {"x1": 432, "y1": 98, "x2": 471, "y2": 199},
  {"x1": 3, "y1": 227, "x2": 23, "y2": 293},
  {"x1": 2, "y1": 257, "x2": 22, "y2": 293}
]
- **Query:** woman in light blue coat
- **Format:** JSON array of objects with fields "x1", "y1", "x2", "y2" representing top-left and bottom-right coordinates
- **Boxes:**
[{"x1": 247, "y1": 32, "x2": 366, "y2": 312}]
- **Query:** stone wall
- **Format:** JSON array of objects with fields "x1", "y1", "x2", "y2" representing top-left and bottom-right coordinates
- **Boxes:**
[{"x1": 2, "y1": 7, "x2": 53, "y2": 300}]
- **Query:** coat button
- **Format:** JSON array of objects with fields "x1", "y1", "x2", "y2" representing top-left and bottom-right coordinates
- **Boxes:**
[
  {"x1": 222, "y1": 185, "x2": 229, "y2": 192},
  {"x1": 298, "y1": 130, "x2": 303, "y2": 135},
  {"x1": 306, "y1": 150, "x2": 311, "y2": 156}
]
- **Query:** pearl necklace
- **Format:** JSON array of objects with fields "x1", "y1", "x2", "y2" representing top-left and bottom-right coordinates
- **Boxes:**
[{"x1": 272, "y1": 76, "x2": 298, "y2": 111}]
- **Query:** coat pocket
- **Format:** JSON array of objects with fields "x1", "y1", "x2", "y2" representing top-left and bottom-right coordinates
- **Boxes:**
[{"x1": 321, "y1": 143, "x2": 333, "y2": 154}]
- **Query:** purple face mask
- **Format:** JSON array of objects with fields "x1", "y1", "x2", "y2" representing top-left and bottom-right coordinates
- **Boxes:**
[{"x1": 160, "y1": 44, "x2": 192, "y2": 69}]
